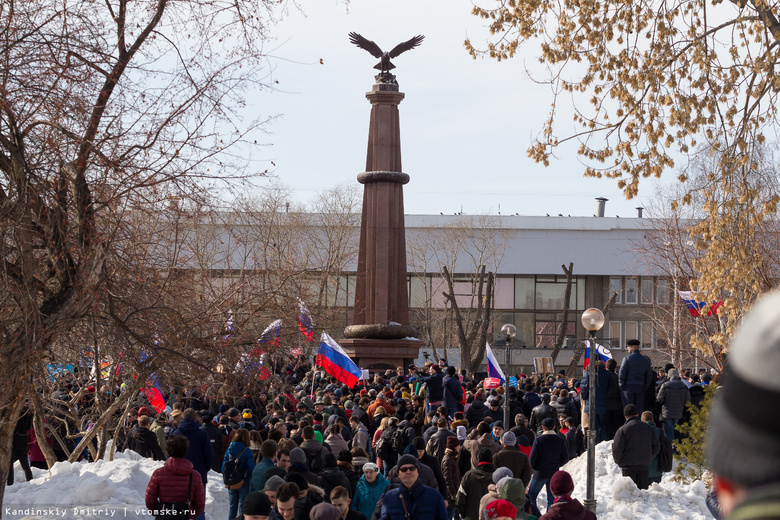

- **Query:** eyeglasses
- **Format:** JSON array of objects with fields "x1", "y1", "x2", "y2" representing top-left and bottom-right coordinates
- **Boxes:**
[{"x1": 399, "y1": 466, "x2": 417, "y2": 473}]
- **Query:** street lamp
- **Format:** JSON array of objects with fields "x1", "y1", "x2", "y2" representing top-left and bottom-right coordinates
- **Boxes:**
[
  {"x1": 580, "y1": 308, "x2": 605, "y2": 514},
  {"x1": 500, "y1": 323, "x2": 517, "y2": 430}
]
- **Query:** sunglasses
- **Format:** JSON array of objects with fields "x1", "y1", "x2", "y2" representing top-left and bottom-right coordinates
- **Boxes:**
[{"x1": 399, "y1": 466, "x2": 417, "y2": 473}]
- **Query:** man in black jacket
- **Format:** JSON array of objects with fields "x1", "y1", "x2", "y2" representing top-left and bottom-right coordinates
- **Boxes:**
[
  {"x1": 528, "y1": 418, "x2": 569, "y2": 513},
  {"x1": 612, "y1": 404, "x2": 660, "y2": 490},
  {"x1": 442, "y1": 366, "x2": 463, "y2": 419},
  {"x1": 529, "y1": 394, "x2": 558, "y2": 436},
  {"x1": 126, "y1": 415, "x2": 165, "y2": 461}
]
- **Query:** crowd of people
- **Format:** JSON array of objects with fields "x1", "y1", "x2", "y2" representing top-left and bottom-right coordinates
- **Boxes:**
[{"x1": 9, "y1": 340, "x2": 727, "y2": 520}]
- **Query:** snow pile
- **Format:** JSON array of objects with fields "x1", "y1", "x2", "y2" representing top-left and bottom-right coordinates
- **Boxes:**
[
  {"x1": 532, "y1": 440, "x2": 711, "y2": 519},
  {"x1": 4, "y1": 450, "x2": 229, "y2": 520}
]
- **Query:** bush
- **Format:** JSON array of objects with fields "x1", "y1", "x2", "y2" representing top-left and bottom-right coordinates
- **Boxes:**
[{"x1": 672, "y1": 383, "x2": 717, "y2": 484}]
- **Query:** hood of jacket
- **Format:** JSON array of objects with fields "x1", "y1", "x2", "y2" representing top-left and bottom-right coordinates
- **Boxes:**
[
  {"x1": 470, "y1": 466, "x2": 495, "y2": 484},
  {"x1": 320, "y1": 467, "x2": 345, "y2": 485},
  {"x1": 499, "y1": 477, "x2": 527, "y2": 506},
  {"x1": 470, "y1": 399, "x2": 486, "y2": 412},
  {"x1": 175, "y1": 417, "x2": 201, "y2": 435},
  {"x1": 300, "y1": 438, "x2": 324, "y2": 453},
  {"x1": 164, "y1": 456, "x2": 195, "y2": 476},
  {"x1": 478, "y1": 433, "x2": 496, "y2": 448}
]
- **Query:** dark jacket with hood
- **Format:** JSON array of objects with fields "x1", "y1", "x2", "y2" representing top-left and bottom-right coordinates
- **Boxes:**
[
  {"x1": 379, "y1": 479, "x2": 448, "y2": 520},
  {"x1": 319, "y1": 465, "x2": 353, "y2": 498},
  {"x1": 173, "y1": 417, "x2": 214, "y2": 485},
  {"x1": 657, "y1": 376, "x2": 691, "y2": 420},
  {"x1": 456, "y1": 462, "x2": 495, "y2": 520},
  {"x1": 580, "y1": 364, "x2": 613, "y2": 415},
  {"x1": 420, "y1": 371, "x2": 445, "y2": 403},
  {"x1": 612, "y1": 416, "x2": 660, "y2": 469},
  {"x1": 538, "y1": 497, "x2": 597, "y2": 520},
  {"x1": 443, "y1": 375, "x2": 463, "y2": 410},
  {"x1": 127, "y1": 424, "x2": 166, "y2": 461},
  {"x1": 465, "y1": 398, "x2": 487, "y2": 426}
]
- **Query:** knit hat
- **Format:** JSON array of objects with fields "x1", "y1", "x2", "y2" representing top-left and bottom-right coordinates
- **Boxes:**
[
  {"x1": 138, "y1": 407, "x2": 154, "y2": 417},
  {"x1": 707, "y1": 289, "x2": 780, "y2": 488},
  {"x1": 218, "y1": 403, "x2": 229, "y2": 414},
  {"x1": 478, "y1": 447, "x2": 493, "y2": 464},
  {"x1": 446, "y1": 436, "x2": 460, "y2": 450},
  {"x1": 484, "y1": 499, "x2": 517, "y2": 519},
  {"x1": 623, "y1": 404, "x2": 638, "y2": 417},
  {"x1": 323, "y1": 453, "x2": 337, "y2": 469},
  {"x1": 363, "y1": 462, "x2": 379, "y2": 473},
  {"x1": 501, "y1": 432, "x2": 516, "y2": 446},
  {"x1": 491, "y1": 421, "x2": 504, "y2": 429},
  {"x1": 397, "y1": 454, "x2": 419, "y2": 469},
  {"x1": 541, "y1": 417, "x2": 556, "y2": 429},
  {"x1": 227, "y1": 407, "x2": 240, "y2": 418},
  {"x1": 412, "y1": 437, "x2": 425, "y2": 450},
  {"x1": 457, "y1": 425, "x2": 467, "y2": 441},
  {"x1": 310, "y1": 503, "x2": 341, "y2": 520},
  {"x1": 344, "y1": 400, "x2": 354, "y2": 409},
  {"x1": 242, "y1": 492, "x2": 272, "y2": 516},
  {"x1": 550, "y1": 470, "x2": 574, "y2": 496},
  {"x1": 289, "y1": 447, "x2": 306, "y2": 465},
  {"x1": 264, "y1": 475, "x2": 285, "y2": 492},
  {"x1": 493, "y1": 467, "x2": 513, "y2": 483},
  {"x1": 285, "y1": 472, "x2": 309, "y2": 490}
]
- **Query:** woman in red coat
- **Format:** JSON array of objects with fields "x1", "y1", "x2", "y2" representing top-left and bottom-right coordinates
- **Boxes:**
[{"x1": 145, "y1": 435, "x2": 205, "y2": 519}]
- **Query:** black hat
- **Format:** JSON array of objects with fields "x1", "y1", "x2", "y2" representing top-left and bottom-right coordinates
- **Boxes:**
[
  {"x1": 242, "y1": 492, "x2": 272, "y2": 516},
  {"x1": 541, "y1": 417, "x2": 556, "y2": 429},
  {"x1": 626, "y1": 339, "x2": 641, "y2": 346},
  {"x1": 397, "y1": 454, "x2": 419, "y2": 469},
  {"x1": 285, "y1": 472, "x2": 309, "y2": 490},
  {"x1": 412, "y1": 437, "x2": 426, "y2": 450}
]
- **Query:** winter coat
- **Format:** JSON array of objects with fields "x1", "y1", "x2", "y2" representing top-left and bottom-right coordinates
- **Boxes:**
[
  {"x1": 441, "y1": 448, "x2": 461, "y2": 502},
  {"x1": 657, "y1": 377, "x2": 691, "y2": 420},
  {"x1": 150, "y1": 420, "x2": 168, "y2": 458},
  {"x1": 612, "y1": 416, "x2": 660, "y2": 469},
  {"x1": 478, "y1": 484, "x2": 501, "y2": 520},
  {"x1": 456, "y1": 463, "x2": 495, "y2": 520},
  {"x1": 127, "y1": 425, "x2": 166, "y2": 461},
  {"x1": 580, "y1": 364, "x2": 612, "y2": 415},
  {"x1": 538, "y1": 498, "x2": 596, "y2": 520},
  {"x1": 522, "y1": 392, "x2": 542, "y2": 418},
  {"x1": 379, "y1": 480, "x2": 448, "y2": 520},
  {"x1": 443, "y1": 375, "x2": 464, "y2": 410},
  {"x1": 464, "y1": 433, "x2": 501, "y2": 469},
  {"x1": 498, "y1": 478, "x2": 531, "y2": 519},
  {"x1": 173, "y1": 417, "x2": 215, "y2": 485},
  {"x1": 564, "y1": 426, "x2": 585, "y2": 459},
  {"x1": 352, "y1": 423, "x2": 370, "y2": 453},
  {"x1": 618, "y1": 350, "x2": 653, "y2": 390},
  {"x1": 493, "y1": 445, "x2": 532, "y2": 486},
  {"x1": 466, "y1": 399, "x2": 487, "y2": 427},
  {"x1": 644, "y1": 421, "x2": 663, "y2": 480},
  {"x1": 200, "y1": 421, "x2": 223, "y2": 473},
  {"x1": 606, "y1": 369, "x2": 623, "y2": 411},
  {"x1": 420, "y1": 371, "x2": 445, "y2": 403},
  {"x1": 295, "y1": 485, "x2": 325, "y2": 520},
  {"x1": 145, "y1": 456, "x2": 205, "y2": 519},
  {"x1": 325, "y1": 433, "x2": 350, "y2": 459},
  {"x1": 529, "y1": 431, "x2": 569, "y2": 479},
  {"x1": 338, "y1": 462, "x2": 358, "y2": 496},
  {"x1": 319, "y1": 465, "x2": 353, "y2": 499},
  {"x1": 300, "y1": 438, "x2": 330, "y2": 471},
  {"x1": 222, "y1": 440, "x2": 256, "y2": 486},
  {"x1": 353, "y1": 406, "x2": 370, "y2": 428},
  {"x1": 12, "y1": 411, "x2": 33, "y2": 450},
  {"x1": 368, "y1": 399, "x2": 396, "y2": 422},
  {"x1": 249, "y1": 456, "x2": 276, "y2": 493},
  {"x1": 353, "y1": 472, "x2": 390, "y2": 520},
  {"x1": 420, "y1": 452, "x2": 448, "y2": 496},
  {"x1": 529, "y1": 403, "x2": 558, "y2": 436},
  {"x1": 552, "y1": 397, "x2": 579, "y2": 423},
  {"x1": 386, "y1": 460, "x2": 439, "y2": 490},
  {"x1": 427, "y1": 428, "x2": 456, "y2": 462}
]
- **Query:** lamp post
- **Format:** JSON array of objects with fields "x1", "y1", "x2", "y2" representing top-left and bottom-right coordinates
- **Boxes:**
[
  {"x1": 500, "y1": 323, "x2": 517, "y2": 430},
  {"x1": 581, "y1": 308, "x2": 605, "y2": 514}
]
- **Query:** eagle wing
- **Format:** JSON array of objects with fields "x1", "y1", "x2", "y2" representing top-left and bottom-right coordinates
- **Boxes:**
[
  {"x1": 388, "y1": 35, "x2": 424, "y2": 58},
  {"x1": 348, "y1": 32, "x2": 384, "y2": 58}
]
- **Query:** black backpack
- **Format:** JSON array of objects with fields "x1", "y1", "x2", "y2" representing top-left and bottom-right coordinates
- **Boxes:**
[
  {"x1": 222, "y1": 447, "x2": 248, "y2": 489},
  {"x1": 303, "y1": 448, "x2": 324, "y2": 473},
  {"x1": 392, "y1": 426, "x2": 414, "y2": 454},
  {"x1": 376, "y1": 428, "x2": 396, "y2": 459}
]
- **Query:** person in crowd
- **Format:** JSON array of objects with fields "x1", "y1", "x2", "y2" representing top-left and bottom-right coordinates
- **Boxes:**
[
  {"x1": 641, "y1": 411, "x2": 663, "y2": 486},
  {"x1": 604, "y1": 358, "x2": 624, "y2": 440},
  {"x1": 562, "y1": 417, "x2": 584, "y2": 460},
  {"x1": 310, "y1": 503, "x2": 341, "y2": 520},
  {"x1": 510, "y1": 413, "x2": 535, "y2": 443},
  {"x1": 456, "y1": 447, "x2": 497, "y2": 520},
  {"x1": 287, "y1": 446, "x2": 320, "y2": 486},
  {"x1": 483, "y1": 499, "x2": 517, "y2": 520},
  {"x1": 497, "y1": 477, "x2": 533, "y2": 519},
  {"x1": 413, "y1": 436, "x2": 448, "y2": 497},
  {"x1": 151, "y1": 412, "x2": 170, "y2": 459},
  {"x1": 528, "y1": 418, "x2": 569, "y2": 513},
  {"x1": 145, "y1": 435, "x2": 205, "y2": 519},
  {"x1": 7, "y1": 407, "x2": 33, "y2": 485},
  {"x1": 551, "y1": 391, "x2": 578, "y2": 427},
  {"x1": 200, "y1": 411, "x2": 224, "y2": 472},
  {"x1": 618, "y1": 339, "x2": 654, "y2": 414},
  {"x1": 706, "y1": 289, "x2": 780, "y2": 520},
  {"x1": 286, "y1": 472, "x2": 325, "y2": 518},
  {"x1": 353, "y1": 462, "x2": 389, "y2": 520},
  {"x1": 443, "y1": 365, "x2": 464, "y2": 419},
  {"x1": 537, "y1": 470, "x2": 595, "y2": 520},
  {"x1": 272, "y1": 482, "x2": 299, "y2": 520},
  {"x1": 250, "y1": 440, "x2": 278, "y2": 493},
  {"x1": 441, "y1": 436, "x2": 461, "y2": 520},
  {"x1": 379, "y1": 454, "x2": 448, "y2": 520},
  {"x1": 276, "y1": 448, "x2": 291, "y2": 471},
  {"x1": 319, "y1": 453, "x2": 352, "y2": 501},
  {"x1": 493, "y1": 431, "x2": 532, "y2": 487},
  {"x1": 300, "y1": 425, "x2": 329, "y2": 473},
  {"x1": 330, "y1": 485, "x2": 366, "y2": 520},
  {"x1": 478, "y1": 467, "x2": 514, "y2": 520},
  {"x1": 264, "y1": 475, "x2": 285, "y2": 506},
  {"x1": 336, "y1": 450, "x2": 358, "y2": 496},
  {"x1": 656, "y1": 368, "x2": 690, "y2": 443},
  {"x1": 127, "y1": 414, "x2": 166, "y2": 461},
  {"x1": 350, "y1": 415, "x2": 370, "y2": 454},
  {"x1": 325, "y1": 424, "x2": 349, "y2": 459},
  {"x1": 224, "y1": 427, "x2": 257, "y2": 519},
  {"x1": 612, "y1": 404, "x2": 659, "y2": 490},
  {"x1": 240, "y1": 491, "x2": 272, "y2": 520},
  {"x1": 580, "y1": 360, "x2": 611, "y2": 443},
  {"x1": 466, "y1": 393, "x2": 487, "y2": 426},
  {"x1": 464, "y1": 421, "x2": 501, "y2": 469},
  {"x1": 529, "y1": 395, "x2": 558, "y2": 436},
  {"x1": 419, "y1": 364, "x2": 445, "y2": 413},
  {"x1": 173, "y1": 407, "x2": 215, "y2": 500},
  {"x1": 427, "y1": 416, "x2": 456, "y2": 462}
]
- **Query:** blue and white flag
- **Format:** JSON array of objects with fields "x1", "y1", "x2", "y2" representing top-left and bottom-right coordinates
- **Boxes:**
[
  {"x1": 584, "y1": 340, "x2": 612, "y2": 369},
  {"x1": 485, "y1": 341, "x2": 506, "y2": 384}
]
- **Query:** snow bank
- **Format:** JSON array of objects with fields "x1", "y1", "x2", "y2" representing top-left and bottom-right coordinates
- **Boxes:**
[
  {"x1": 532, "y1": 440, "x2": 711, "y2": 519},
  {"x1": 4, "y1": 450, "x2": 229, "y2": 520}
]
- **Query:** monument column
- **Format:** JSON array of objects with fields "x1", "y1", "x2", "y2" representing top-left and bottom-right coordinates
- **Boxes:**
[{"x1": 341, "y1": 77, "x2": 420, "y2": 370}]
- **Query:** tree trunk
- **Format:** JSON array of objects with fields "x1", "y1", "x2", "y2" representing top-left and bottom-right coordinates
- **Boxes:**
[
  {"x1": 470, "y1": 271, "x2": 494, "y2": 373},
  {"x1": 67, "y1": 390, "x2": 135, "y2": 463},
  {"x1": 0, "y1": 372, "x2": 28, "y2": 511},
  {"x1": 442, "y1": 265, "x2": 470, "y2": 370},
  {"x1": 551, "y1": 262, "x2": 574, "y2": 363},
  {"x1": 30, "y1": 391, "x2": 58, "y2": 469}
]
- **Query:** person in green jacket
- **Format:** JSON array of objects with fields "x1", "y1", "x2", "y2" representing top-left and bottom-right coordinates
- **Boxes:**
[
  {"x1": 249, "y1": 439, "x2": 277, "y2": 493},
  {"x1": 352, "y1": 462, "x2": 389, "y2": 520}
]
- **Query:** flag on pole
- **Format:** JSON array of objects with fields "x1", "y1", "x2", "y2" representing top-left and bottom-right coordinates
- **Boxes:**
[
  {"x1": 316, "y1": 332, "x2": 362, "y2": 387},
  {"x1": 259, "y1": 319, "x2": 282, "y2": 347},
  {"x1": 678, "y1": 291, "x2": 723, "y2": 317},
  {"x1": 297, "y1": 299, "x2": 314, "y2": 342},
  {"x1": 485, "y1": 341, "x2": 506, "y2": 384},
  {"x1": 583, "y1": 340, "x2": 612, "y2": 369}
]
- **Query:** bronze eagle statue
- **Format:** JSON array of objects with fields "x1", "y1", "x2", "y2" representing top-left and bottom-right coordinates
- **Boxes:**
[{"x1": 348, "y1": 32, "x2": 424, "y2": 73}]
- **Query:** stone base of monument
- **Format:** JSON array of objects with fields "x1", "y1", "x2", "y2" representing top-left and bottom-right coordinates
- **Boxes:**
[{"x1": 340, "y1": 337, "x2": 422, "y2": 372}]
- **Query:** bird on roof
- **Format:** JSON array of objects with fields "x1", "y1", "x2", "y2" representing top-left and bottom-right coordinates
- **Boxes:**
[{"x1": 348, "y1": 32, "x2": 425, "y2": 73}]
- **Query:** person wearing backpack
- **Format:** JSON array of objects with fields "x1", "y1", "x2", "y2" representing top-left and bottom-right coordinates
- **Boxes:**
[
  {"x1": 300, "y1": 425, "x2": 329, "y2": 473},
  {"x1": 223, "y1": 428, "x2": 256, "y2": 520},
  {"x1": 146, "y1": 435, "x2": 205, "y2": 520},
  {"x1": 376, "y1": 417, "x2": 400, "y2": 473},
  {"x1": 393, "y1": 413, "x2": 417, "y2": 456}
]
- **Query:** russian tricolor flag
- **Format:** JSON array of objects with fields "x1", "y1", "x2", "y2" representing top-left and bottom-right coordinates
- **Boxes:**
[
  {"x1": 316, "y1": 333, "x2": 362, "y2": 388},
  {"x1": 485, "y1": 341, "x2": 506, "y2": 384},
  {"x1": 259, "y1": 319, "x2": 282, "y2": 347},
  {"x1": 297, "y1": 299, "x2": 314, "y2": 342},
  {"x1": 583, "y1": 340, "x2": 612, "y2": 369},
  {"x1": 678, "y1": 291, "x2": 723, "y2": 317}
]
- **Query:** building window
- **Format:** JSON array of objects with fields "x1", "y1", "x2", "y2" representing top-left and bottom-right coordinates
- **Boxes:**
[
  {"x1": 625, "y1": 278, "x2": 638, "y2": 304},
  {"x1": 657, "y1": 278, "x2": 670, "y2": 305},
  {"x1": 625, "y1": 321, "x2": 638, "y2": 343},
  {"x1": 609, "y1": 321, "x2": 622, "y2": 348},
  {"x1": 641, "y1": 277, "x2": 654, "y2": 304},
  {"x1": 609, "y1": 277, "x2": 622, "y2": 304},
  {"x1": 641, "y1": 321, "x2": 654, "y2": 349},
  {"x1": 514, "y1": 277, "x2": 535, "y2": 309}
]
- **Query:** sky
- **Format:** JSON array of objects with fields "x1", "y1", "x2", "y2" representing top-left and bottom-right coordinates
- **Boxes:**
[{"x1": 248, "y1": 0, "x2": 668, "y2": 217}]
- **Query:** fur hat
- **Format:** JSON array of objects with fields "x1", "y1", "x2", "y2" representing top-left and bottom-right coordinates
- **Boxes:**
[{"x1": 708, "y1": 289, "x2": 780, "y2": 488}]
